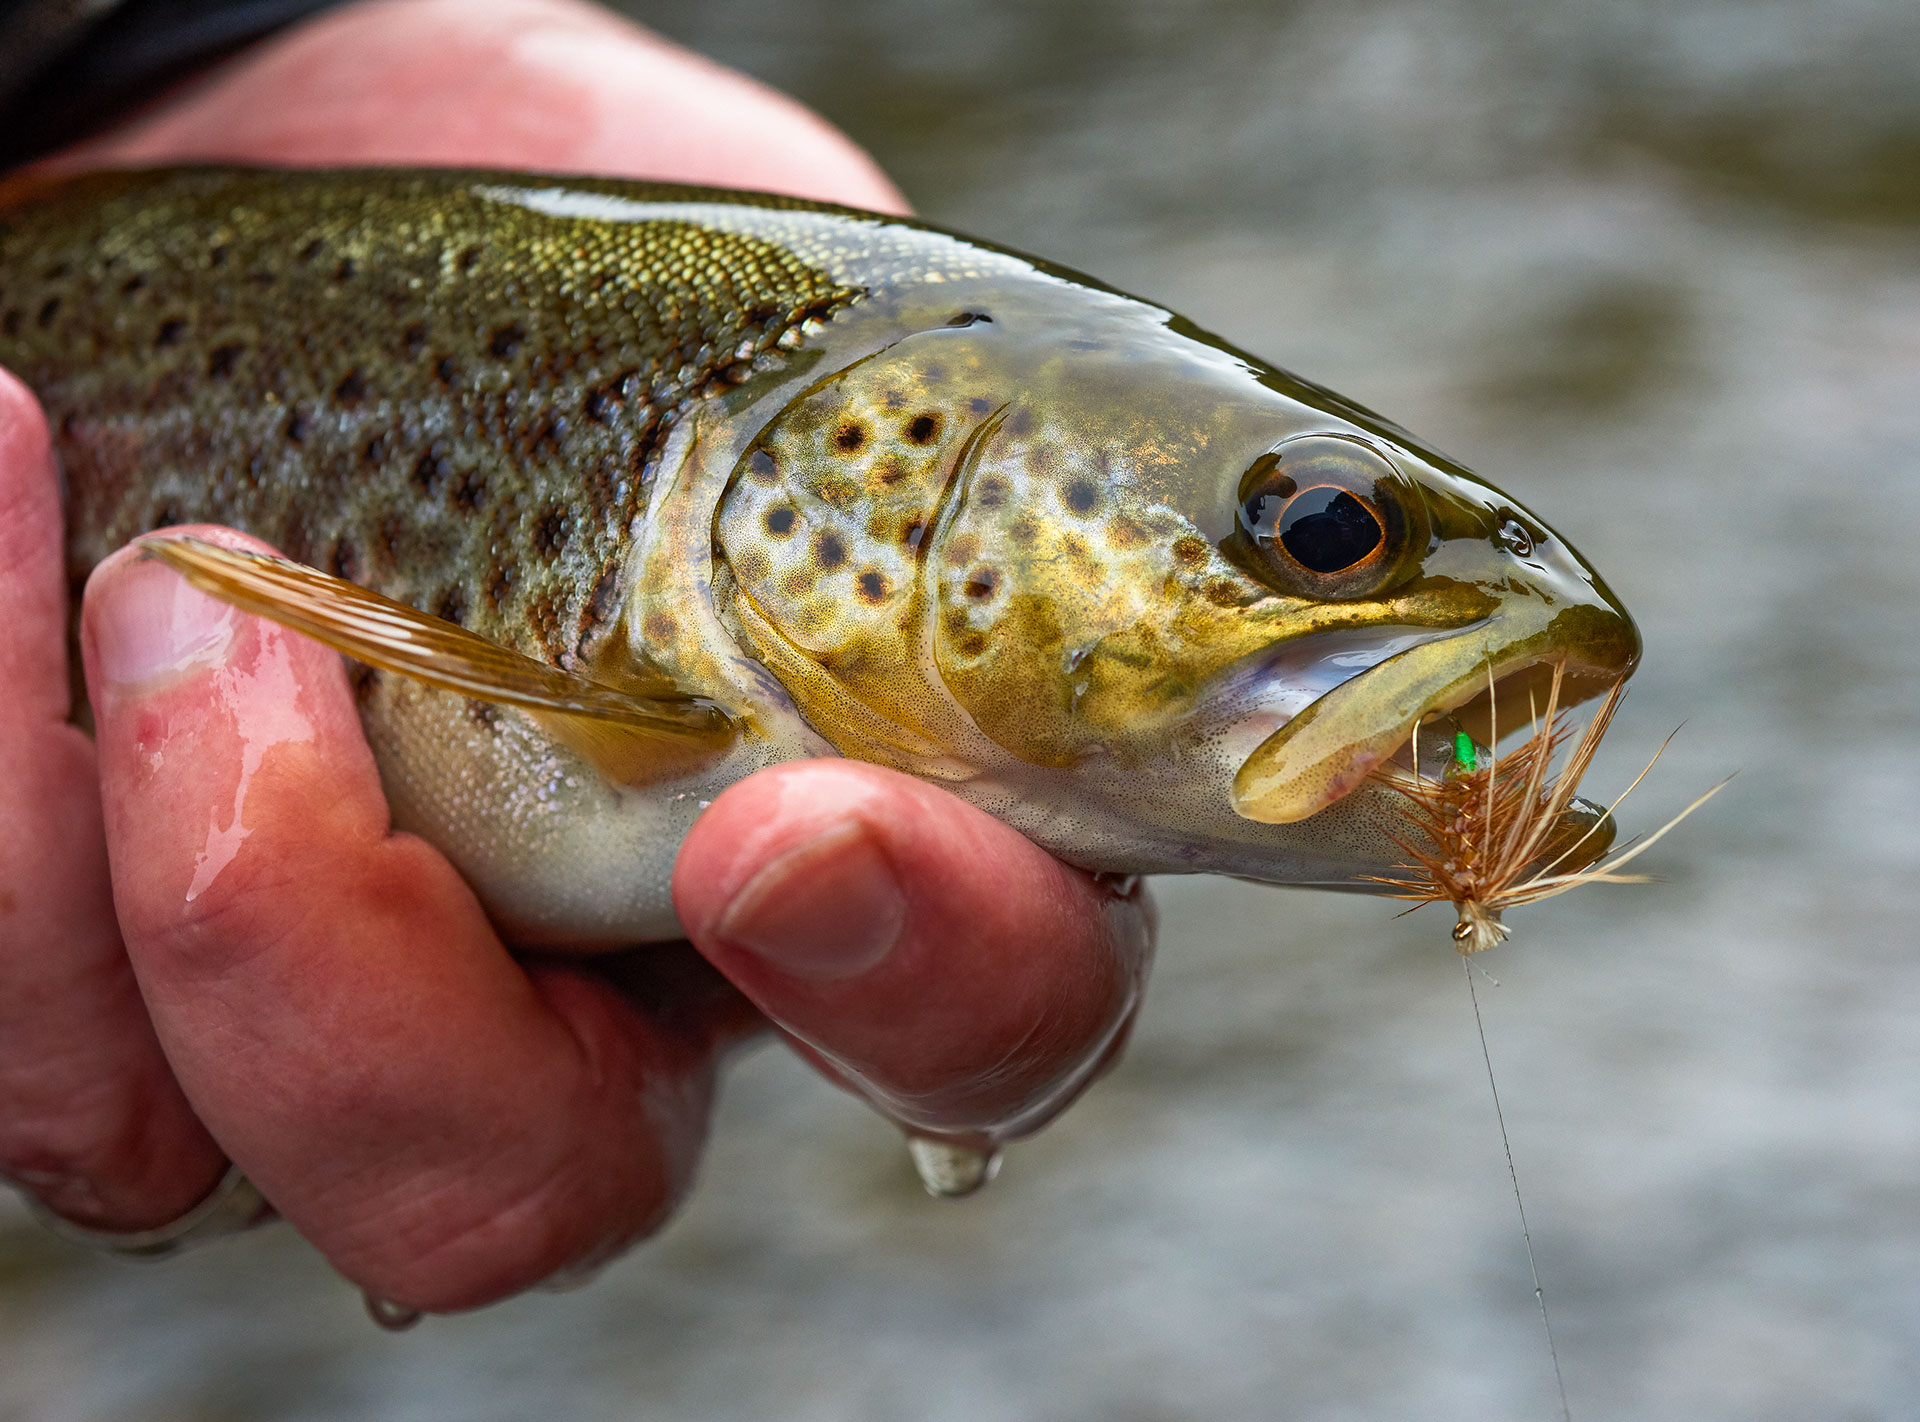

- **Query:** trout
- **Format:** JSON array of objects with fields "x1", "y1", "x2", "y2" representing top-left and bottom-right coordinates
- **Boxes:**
[{"x1": 0, "y1": 167, "x2": 1638, "y2": 945}]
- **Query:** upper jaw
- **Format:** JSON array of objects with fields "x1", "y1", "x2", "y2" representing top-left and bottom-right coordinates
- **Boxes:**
[{"x1": 1229, "y1": 600, "x2": 1638, "y2": 825}]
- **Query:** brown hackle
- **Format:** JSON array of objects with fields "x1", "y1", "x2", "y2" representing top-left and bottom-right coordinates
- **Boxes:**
[{"x1": 1367, "y1": 663, "x2": 1727, "y2": 953}]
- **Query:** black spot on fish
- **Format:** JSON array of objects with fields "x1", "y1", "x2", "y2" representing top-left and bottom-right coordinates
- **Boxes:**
[
  {"x1": 376, "y1": 512, "x2": 405, "y2": 565},
  {"x1": 967, "y1": 396, "x2": 992, "y2": 416},
  {"x1": 286, "y1": 410, "x2": 312, "y2": 443},
  {"x1": 155, "y1": 318, "x2": 186, "y2": 347},
  {"x1": 1005, "y1": 407, "x2": 1035, "y2": 439},
  {"x1": 902, "y1": 520, "x2": 928, "y2": 554},
  {"x1": 334, "y1": 370, "x2": 368, "y2": 403},
  {"x1": 525, "y1": 411, "x2": 566, "y2": 458},
  {"x1": 298, "y1": 238, "x2": 325, "y2": 263},
  {"x1": 412, "y1": 449, "x2": 447, "y2": 495},
  {"x1": 906, "y1": 412, "x2": 942, "y2": 444},
  {"x1": 584, "y1": 563, "x2": 621, "y2": 631},
  {"x1": 1064, "y1": 479, "x2": 1100, "y2": 515},
  {"x1": 747, "y1": 448, "x2": 777, "y2": 481},
  {"x1": 120, "y1": 274, "x2": 145, "y2": 295},
  {"x1": 333, "y1": 257, "x2": 357, "y2": 282},
  {"x1": 833, "y1": 420, "x2": 867, "y2": 454},
  {"x1": 585, "y1": 372, "x2": 638, "y2": 423},
  {"x1": 963, "y1": 568, "x2": 1000, "y2": 600},
  {"x1": 402, "y1": 322, "x2": 429, "y2": 358},
  {"x1": 450, "y1": 469, "x2": 487, "y2": 514},
  {"x1": 328, "y1": 538, "x2": 359, "y2": 580},
  {"x1": 975, "y1": 477, "x2": 1009, "y2": 509},
  {"x1": 815, "y1": 531, "x2": 847, "y2": 569},
  {"x1": 363, "y1": 434, "x2": 388, "y2": 466},
  {"x1": 436, "y1": 356, "x2": 458, "y2": 386},
  {"x1": 206, "y1": 343, "x2": 245, "y2": 379},
  {"x1": 0, "y1": 310, "x2": 18, "y2": 337},
  {"x1": 208, "y1": 243, "x2": 230, "y2": 268},
  {"x1": 533, "y1": 505, "x2": 570, "y2": 559},
  {"x1": 857, "y1": 570, "x2": 890, "y2": 603},
  {"x1": 434, "y1": 586, "x2": 467, "y2": 627},
  {"x1": 457, "y1": 245, "x2": 483, "y2": 274},
  {"x1": 765, "y1": 506, "x2": 796, "y2": 536},
  {"x1": 489, "y1": 323, "x2": 526, "y2": 359}
]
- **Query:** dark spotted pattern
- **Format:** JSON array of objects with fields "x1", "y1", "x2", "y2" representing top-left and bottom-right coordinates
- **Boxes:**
[{"x1": 0, "y1": 167, "x2": 861, "y2": 664}]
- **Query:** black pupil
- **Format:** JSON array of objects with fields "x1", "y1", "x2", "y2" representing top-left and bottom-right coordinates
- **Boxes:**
[{"x1": 1275, "y1": 487, "x2": 1382, "y2": 572}]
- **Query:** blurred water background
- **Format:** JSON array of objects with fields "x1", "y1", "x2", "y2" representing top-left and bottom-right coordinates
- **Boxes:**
[{"x1": 5, "y1": 0, "x2": 1919, "y2": 1417}]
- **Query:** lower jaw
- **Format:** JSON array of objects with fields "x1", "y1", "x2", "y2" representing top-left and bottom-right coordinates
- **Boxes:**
[{"x1": 1231, "y1": 654, "x2": 1630, "y2": 827}]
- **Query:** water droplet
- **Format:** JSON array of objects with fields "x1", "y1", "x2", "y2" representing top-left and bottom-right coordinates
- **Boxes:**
[
  {"x1": 363, "y1": 1293, "x2": 423, "y2": 1331},
  {"x1": 906, "y1": 1135, "x2": 1002, "y2": 1198}
]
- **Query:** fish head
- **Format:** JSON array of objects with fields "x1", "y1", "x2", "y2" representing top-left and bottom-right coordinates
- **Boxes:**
[{"x1": 716, "y1": 278, "x2": 1638, "y2": 883}]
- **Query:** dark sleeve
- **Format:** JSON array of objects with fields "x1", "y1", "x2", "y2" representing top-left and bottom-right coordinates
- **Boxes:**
[{"x1": 0, "y1": 0, "x2": 347, "y2": 167}]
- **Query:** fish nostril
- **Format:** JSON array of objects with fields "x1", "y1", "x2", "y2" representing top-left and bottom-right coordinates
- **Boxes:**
[{"x1": 1496, "y1": 518, "x2": 1534, "y2": 557}]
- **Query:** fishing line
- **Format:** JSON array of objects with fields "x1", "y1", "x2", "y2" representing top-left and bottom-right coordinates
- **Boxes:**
[{"x1": 1464, "y1": 955, "x2": 1572, "y2": 1422}]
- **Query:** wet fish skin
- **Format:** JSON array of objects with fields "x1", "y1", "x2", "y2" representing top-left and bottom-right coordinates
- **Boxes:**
[
  {"x1": 0, "y1": 167, "x2": 1638, "y2": 945},
  {"x1": 0, "y1": 167, "x2": 863, "y2": 667}
]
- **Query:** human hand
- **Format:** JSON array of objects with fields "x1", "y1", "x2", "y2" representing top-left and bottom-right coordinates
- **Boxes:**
[{"x1": 0, "y1": 0, "x2": 1156, "y2": 1312}]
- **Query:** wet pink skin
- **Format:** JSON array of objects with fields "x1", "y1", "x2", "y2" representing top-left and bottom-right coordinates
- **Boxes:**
[{"x1": 0, "y1": 0, "x2": 1154, "y2": 1311}]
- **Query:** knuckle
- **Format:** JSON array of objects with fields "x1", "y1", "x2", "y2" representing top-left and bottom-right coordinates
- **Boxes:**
[{"x1": 116, "y1": 850, "x2": 309, "y2": 980}]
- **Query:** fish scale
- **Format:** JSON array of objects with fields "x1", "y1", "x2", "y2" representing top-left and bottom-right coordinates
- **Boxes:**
[{"x1": 0, "y1": 166, "x2": 859, "y2": 665}]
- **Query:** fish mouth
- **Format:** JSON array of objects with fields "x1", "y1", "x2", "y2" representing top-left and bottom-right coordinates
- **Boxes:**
[{"x1": 1231, "y1": 602, "x2": 1637, "y2": 825}]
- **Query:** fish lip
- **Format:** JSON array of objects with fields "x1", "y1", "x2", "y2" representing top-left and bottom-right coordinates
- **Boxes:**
[
  {"x1": 1199, "y1": 622, "x2": 1475, "y2": 751},
  {"x1": 1229, "y1": 602, "x2": 1637, "y2": 825}
]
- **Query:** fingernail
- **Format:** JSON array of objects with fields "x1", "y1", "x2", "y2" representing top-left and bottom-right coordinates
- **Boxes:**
[
  {"x1": 92, "y1": 554, "x2": 236, "y2": 688},
  {"x1": 713, "y1": 819, "x2": 906, "y2": 981}
]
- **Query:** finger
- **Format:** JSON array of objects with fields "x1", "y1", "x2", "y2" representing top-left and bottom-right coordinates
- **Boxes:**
[
  {"x1": 60, "y1": 0, "x2": 910, "y2": 213},
  {"x1": 0, "y1": 371, "x2": 225, "y2": 1230},
  {"x1": 82, "y1": 530, "x2": 733, "y2": 1310},
  {"x1": 674, "y1": 761, "x2": 1155, "y2": 1142}
]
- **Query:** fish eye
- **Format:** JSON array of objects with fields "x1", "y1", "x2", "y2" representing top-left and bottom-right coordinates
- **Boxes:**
[{"x1": 1228, "y1": 435, "x2": 1425, "y2": 599}]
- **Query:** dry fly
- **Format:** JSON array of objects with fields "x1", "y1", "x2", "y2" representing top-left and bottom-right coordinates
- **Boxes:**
[{"x1": 1369, "y1": 662, "x2": 1729, "y2": 953}]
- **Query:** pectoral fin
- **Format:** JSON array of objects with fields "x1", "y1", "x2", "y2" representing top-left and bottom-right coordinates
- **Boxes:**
[{"x1": 140, "y1": 536, "x2": 736, "y2": 770}]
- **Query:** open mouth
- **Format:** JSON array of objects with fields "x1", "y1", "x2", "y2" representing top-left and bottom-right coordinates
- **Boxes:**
[{"x1": 1230, "y1": 603, "x2": 1636, "y2": 826}]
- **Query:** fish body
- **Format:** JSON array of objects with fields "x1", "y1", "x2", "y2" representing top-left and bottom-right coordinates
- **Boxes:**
[{"x1": 0, "y1": 167, "x2": 1638, "y2": 945}]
